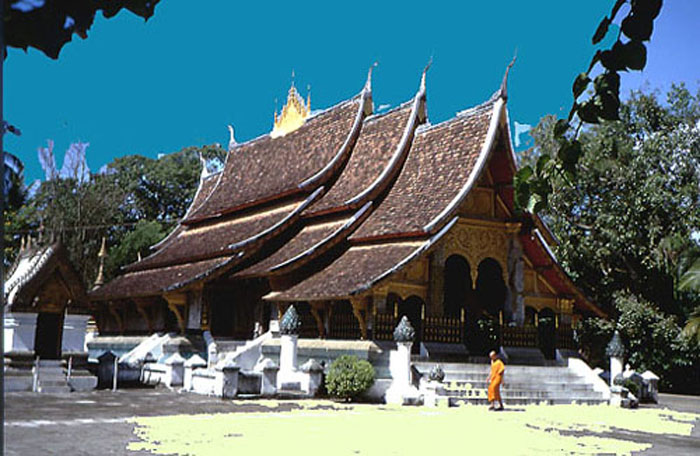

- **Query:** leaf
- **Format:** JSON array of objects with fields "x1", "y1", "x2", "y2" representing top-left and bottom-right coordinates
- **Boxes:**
[
  {"x1": 622, "y1": 14, "x2": 654, "y2": 41},
  {"x1": 515, "y1": 165, "x2": 534, "y2": 183},
  {"x1": 594, "y1": 72, "x2": 621, "y2": 95},
  {"x1": 600, "y1": 41, "x2": 627, "y2": 72},
  {"x1": 578, "y1": 99, "x2": 601, "y2": 123},
  {"x1": 573, "y1": 73, "x2": 591, "y2": 99},
  {"x1": 536, "y1": 154, "x2": 551, "y2": 175},
  {"x1": 527, "y1": 193, "x2": 541, "y2": 213},
  {"x1": 554, "y1": 119, "x2": 569, "y2": 137},
  {"x1": 598, "y1": 92, "x2": 621, "y2": 121},
  {"x1": 623, "y1": 40, "x2": 647, "y2": 70},
  {"x1": 631, "y1": 0, "x2": 663, "y2": 20},
  {"x1": 592, "y1": 17, "x2": 611, "y2": 44},
  {"x1": 558, "y1": 140, "x2": 583, "y2": 166}
]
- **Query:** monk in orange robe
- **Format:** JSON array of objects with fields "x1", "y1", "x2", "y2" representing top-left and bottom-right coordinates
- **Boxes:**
[{"x1": 487, "y1": 350, "x2": 505, "y2": 410}]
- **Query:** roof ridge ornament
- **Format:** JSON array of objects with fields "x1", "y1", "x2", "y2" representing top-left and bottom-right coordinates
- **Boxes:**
[
  {"x1": 499, "y1": 51, "x2": 517, "y2": 101},
  {"x1": 198, "y1": 151, "x2": 210, "y2": 179},
  {"x1": 420, "y1": 56, "x2": 433, "y2": 94},
  {"x1": 227, "y1": 125, "x2": 236, "y2": 151},
  {"x1": 365, "y1": 62, "x2": 378, "y2": 92}
]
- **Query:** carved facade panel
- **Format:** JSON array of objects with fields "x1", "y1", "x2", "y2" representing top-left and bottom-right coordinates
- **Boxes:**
[
  {"x1": 459, "y1": 187, "x2": 494, "y2": 218},
  {"x1": 523, "y1": 295, "x2": 557, "y2": 311},
  {"x1": 441, "y1": 219, "x2": 510, "y2": 283}
]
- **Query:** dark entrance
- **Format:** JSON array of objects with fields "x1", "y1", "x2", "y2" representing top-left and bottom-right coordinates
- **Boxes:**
[
  {"x1": 538, "y1": 307, "x2": 556, "y2": 359},
  {"x1": 34, "y1": 312, "x2": 64, "y2": 359},
  {"x1": 444, "y1": 255, "x2": 472, "y2": 319}
]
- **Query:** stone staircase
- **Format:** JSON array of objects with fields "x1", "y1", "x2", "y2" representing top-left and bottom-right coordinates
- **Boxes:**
[
  {"x1": 35, "y1": 359, "x2": 71, "y2": 393},
  {"x1": 413, "y1": 361, "x2": 608, "y2": 406}
]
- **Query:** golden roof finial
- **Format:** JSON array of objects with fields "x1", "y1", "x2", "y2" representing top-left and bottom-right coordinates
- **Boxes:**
[{"x1": 272, "y1": 71, "x2": 311, "y2": 138}]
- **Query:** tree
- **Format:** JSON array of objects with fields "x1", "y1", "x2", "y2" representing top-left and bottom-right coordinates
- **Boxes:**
[
  {"x1": 17, "y1": 142, "x2": 225, "y2": 284},
  {"x1": 529, "y1": 85, "x2": 700, "y2": 393},
  {"x1": 4, "y1": 0, "x2": 161, "y2": 59},
  {"x1": 526, "y1": 85, "x2": 700, "y2": 317},
  {"x1": 515, "y1": 0, "x2": 664, "y2": 213}
]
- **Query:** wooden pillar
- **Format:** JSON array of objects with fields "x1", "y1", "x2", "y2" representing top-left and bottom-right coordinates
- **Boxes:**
[
  {"x1": 163, "y1": 292, "x2": 187, "y2": 335},
  {"x1": 108, "y1": 302, "x2": 125, "y2": 335},
  {"x1": 428, "y1": 248, "x2": 445, "y2": 317},
  {"x1": 308, "y1": 303, "x2": 324, "y2": 339},
  {"x1": 350, "y1": 297, "x2": 368, "y2": 340},
  {"x1": 186, "y1": 284, "x2": 205, "y2": 332},
  {"x1": 133, "y1": 298, "x2": 154, "y2": 333}
]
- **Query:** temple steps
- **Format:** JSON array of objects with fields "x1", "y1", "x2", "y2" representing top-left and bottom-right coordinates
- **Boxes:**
[
  {"x1": 414, "y1": 361, "x2": 608, "y2": 406},
  {"x1": 444, "y1": 397, "x2": 608, "y2": 407},
  {"x1": 36, "y1": 360, "x2": 71, "y2": 393}
]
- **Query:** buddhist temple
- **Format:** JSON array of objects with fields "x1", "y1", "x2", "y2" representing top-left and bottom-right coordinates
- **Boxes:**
[{"x1": 89, "y1": 65, "x2": 606, "y2": 368}]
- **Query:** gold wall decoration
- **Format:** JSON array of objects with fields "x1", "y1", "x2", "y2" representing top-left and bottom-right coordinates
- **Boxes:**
[{"x1": 441, "y1": 218, "x2": 512, "y2": 283}]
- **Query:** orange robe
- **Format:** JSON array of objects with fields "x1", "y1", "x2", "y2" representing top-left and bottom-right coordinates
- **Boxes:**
[{"x1": 488, "y1": 359, "x2": 505, "y2": 402}]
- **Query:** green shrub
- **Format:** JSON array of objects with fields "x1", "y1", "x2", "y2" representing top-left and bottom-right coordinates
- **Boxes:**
[{"x1": 325, "y1": 355, "x2": 375, "y2": 401}]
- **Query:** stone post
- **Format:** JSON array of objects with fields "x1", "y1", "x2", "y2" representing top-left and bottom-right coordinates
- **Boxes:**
[
  {"x1": 280, "y1": 334, "x2": 298, "y2": 373},
  {"x1": 385, "y1": 316, "x2": 420, "y2": 405},
  {"x1": 606, "y1": 330, "x2": 625, "y2": 387},
  {"x1": 422, "y1": 365, "x2": 446, "y2": 407},
  {"x1": 215, "y1": 358, "x2": 239, "y2": 398},
  {"x1": 300, "y1": 359, "x2": 324, "y2": 396},
  {"x1": 184, "y1": 354, "x2": 207, "y2": 391},
  {"x1": 165, "y1": 353, "x2": 185, "y2": 388},
  {"x1": 279, "y1": 305, "x2": 301, "y2": 372},
  {"x1": 255, "y1": 358, "x2": 279, "y2": 396}
]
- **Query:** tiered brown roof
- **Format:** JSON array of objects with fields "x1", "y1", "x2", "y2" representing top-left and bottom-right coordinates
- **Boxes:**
[
  {"x1": 306, "y1": 104, "x2": 414, "y2": 215},
  {"x1": 351, "y1": 100, "x2": 496, "y2": 241},
  {"x1": 91, "y1": 79, "x2": 371, "y2": 301},
  {"x1": 128, "y1": 199, "x2": 307, "y2": 271},
  {"x1": 187, "y1": 97, "x2": 364, "y2": 222},
  {"x1": 91, "y1": 256, "x2": 233, "y2": 300},
  {"x1": 268, "y1": 242, "x2": 425, "y2": 301},
  {"x1": 271, "y1": 97, "x2": 503, "y2": 301},
  {"x1": 236, "y1": 95, "x2": 424, "y2": 278}
]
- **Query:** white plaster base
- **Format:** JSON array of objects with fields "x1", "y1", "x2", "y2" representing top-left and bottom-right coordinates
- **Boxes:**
[
  {"x1": 610, "y1": 357, "x2": 623, "y2": 386},
  {"x1": 4, "y1": 313, "x2": 38, "y2": 353},
  {"x1": 61, "y1": 314, "x2": 91, "y2": 353}
]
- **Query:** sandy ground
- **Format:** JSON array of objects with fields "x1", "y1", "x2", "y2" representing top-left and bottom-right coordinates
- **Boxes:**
[{"x1": 4, "y1": 389, "x2": 699, "y2": 455}]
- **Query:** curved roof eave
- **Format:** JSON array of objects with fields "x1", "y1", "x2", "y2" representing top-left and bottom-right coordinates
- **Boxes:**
[{"x1": 531, "y1": 228, "x2": 606, "y2": 318}]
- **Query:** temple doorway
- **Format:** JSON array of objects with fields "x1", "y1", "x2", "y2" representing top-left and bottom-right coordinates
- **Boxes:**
[
  {"x1": 443, "y1": 254, "x2": 472, "y2": 319},
  {"x1": 465, "y1": 258, "x2": 508, "y2": 355},
  {"x1": 538, "y1": 307, "x2": 556, "y2": 359},
  {"x1": 34, "y1": 312, "x2": 64, "y2": 359}
]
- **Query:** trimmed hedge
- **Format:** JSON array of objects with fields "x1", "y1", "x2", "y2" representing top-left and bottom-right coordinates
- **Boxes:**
[{"x1": 325, "y1": 355, "x2": 375, "y2": 401}]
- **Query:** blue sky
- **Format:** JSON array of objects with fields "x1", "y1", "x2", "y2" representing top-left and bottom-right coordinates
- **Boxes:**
[{"x1": 5, "y1": 1, "x2": 700, "y2": 182}]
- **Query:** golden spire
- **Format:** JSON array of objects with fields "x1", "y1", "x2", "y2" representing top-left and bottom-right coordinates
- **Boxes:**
[
  {"x1": 271, "y1": 71, "x2": 311, "y2": 138},
  {"x1": 94, "y1": 236, "x2": 107, "y2": 289}
]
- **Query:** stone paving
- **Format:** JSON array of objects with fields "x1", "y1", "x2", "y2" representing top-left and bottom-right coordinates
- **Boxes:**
[{"x1": 4, "y1": 389, "x2": 699, "y2": 455}]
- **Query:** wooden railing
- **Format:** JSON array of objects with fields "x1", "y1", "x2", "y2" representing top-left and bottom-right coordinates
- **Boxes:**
[
  {"x1": 328, "y1": 313, "x2": 361, "y2": 340},
  {"x1": 423, "y1": 315, "x2": 462, "y2": 344},
  {"x1": 556, "y1": 328, "x2": 576, "y2": 350},
  {"x1": 298, "y1": 311, "x2": 318, "y2": 339},
  {"x1": 373, "y1": 313, "x2": 396, "y2": 341},
  {"x1": 500, "y1": 325, "x2": 539, "y2": 348}
]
